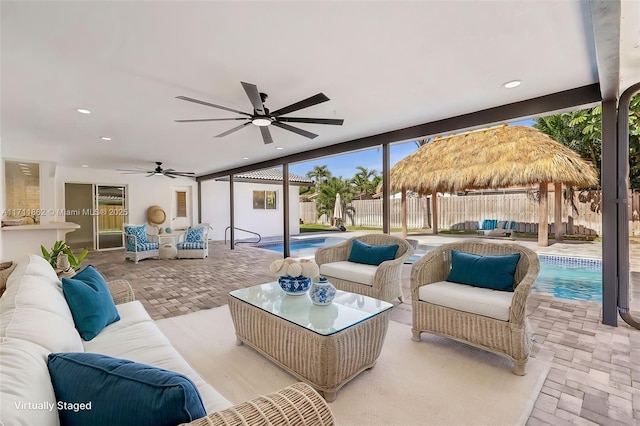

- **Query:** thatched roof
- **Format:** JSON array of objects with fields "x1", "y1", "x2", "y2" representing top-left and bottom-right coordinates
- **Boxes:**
[{"x1": 390, "y1": 125, "x2": 599, "y2": 194}]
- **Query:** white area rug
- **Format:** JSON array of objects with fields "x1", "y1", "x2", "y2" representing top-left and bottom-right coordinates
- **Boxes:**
[{"x1": 157, "y1": 305, "x2": 549, "y2": 426}]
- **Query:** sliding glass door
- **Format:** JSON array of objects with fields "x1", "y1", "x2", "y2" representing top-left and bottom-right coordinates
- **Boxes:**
[{"x1": 95, "y1": 185, "x2": 127, "y2": 250}]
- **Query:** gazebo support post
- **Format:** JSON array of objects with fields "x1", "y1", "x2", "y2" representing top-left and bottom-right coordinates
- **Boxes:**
[
  {"x1": 431, "y1": 192, "x2": 438, "y2": 235},
  {"x1": 554, "y1": 182, "x2": 563, "y2": 242},
  {"x1": 538, "y1": 182, "x2": 549, "y2": 246},
  {"x1": 401, "y1": 189, "x2": 407, "y2": 237}
]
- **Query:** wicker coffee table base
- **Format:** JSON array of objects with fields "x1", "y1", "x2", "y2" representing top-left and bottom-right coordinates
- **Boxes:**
[{"x1": 228, "y1": 296, "x2": 391, "y2": 402}]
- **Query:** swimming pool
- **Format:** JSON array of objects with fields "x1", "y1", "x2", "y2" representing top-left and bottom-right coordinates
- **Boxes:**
[{"x1": 256, "y1": 239, "x2": 603, "y2": 302}]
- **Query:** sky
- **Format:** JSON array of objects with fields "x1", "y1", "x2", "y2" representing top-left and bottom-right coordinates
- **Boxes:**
[{"x1": 288, "y1": 119, "x2": 535, "y2": 180}]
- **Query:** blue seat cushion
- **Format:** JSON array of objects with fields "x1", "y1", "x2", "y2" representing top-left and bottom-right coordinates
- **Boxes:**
[
  {"x1": 177, "y1": 241, "x2": 205, "y2": 250},
  {"x1": 61, "y1": 265, "x2": 120, "y2": 340},
  {"x1": 132, "y1": 242, "x2": 159, "y2": 252},
  {"x1": 185, "y1": 227, "x2": 205, "y2": 243},
  {"x1": 47, "y1": 352, "x2": 206, "y2": 426},
  {"x1": 446, "y1": 250, "x2": 521, "y2": 292},
  {"x1": 348, "y1": 239, "x2": 399, "y2": 266}
]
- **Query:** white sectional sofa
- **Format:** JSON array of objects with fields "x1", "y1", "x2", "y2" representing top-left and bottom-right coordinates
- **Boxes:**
[{"x1": 0, "y1": 255, "x2": 333, "y2": 426}]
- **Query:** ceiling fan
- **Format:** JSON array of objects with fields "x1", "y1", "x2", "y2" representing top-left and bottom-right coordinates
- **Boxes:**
[
  {"x1": 117, "y1": 162, "x2": 195, "y2": 179},
  {"x1": 174, "y1": 81, "x2": 344, "y2": 145}
]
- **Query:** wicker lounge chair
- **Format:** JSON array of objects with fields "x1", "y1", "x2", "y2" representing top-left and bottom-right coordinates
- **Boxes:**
[
  {"x1": 410, "y1": 240, "x2": 540, "y2": 375},
  {"x1": 177, "y1": 224, "x2": 210, "y2": 259},
  {"x1": 315, "y1": 234, "x2": 413, "y2": 303}
]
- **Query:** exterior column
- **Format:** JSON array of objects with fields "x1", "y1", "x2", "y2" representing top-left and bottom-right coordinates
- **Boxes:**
[
  {"x1": 283, "y1": 163, "x2": 290, "y2": 259},
  {"x1": 554, "y1": 182, "x2": 563, "y2": 242},
  {"x1": 538, "y1": 182, "x2": 548, "y2": 247},
  {"x1": 382, "y1": 143, "x2": 391, "y2": 234},
  {"x1": 229, "y1": 174, "x2": 235, "y2": 250}
]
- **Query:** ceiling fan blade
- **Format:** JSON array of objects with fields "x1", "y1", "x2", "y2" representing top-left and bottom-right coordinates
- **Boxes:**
[
  {"x1": 163, "y1": 173, "x2": 177, "y2": 179},
  {"x1": 270, "y1": 93, "x2": 330, "y2": 117},
  {"x1": 241, "y1": 82, "x2": 266, "y2": 115},
  {"x1": 175, "y1": 118, "x2": 250, "y2": 123},
  {"x1": 175, "y1": 96, "x2": 252, "y2": 117},
  {"x1": 271, "y1": 121, "x2": 318, "y2": 139},
  {"x1": 167, "y1": 171, "x2": 195, "y2": 176},
  {"x1": 215, "y1": 122, "x2": 252, "y2": 138},
  {"x1": 146, "y1": 173, "x2": 155, "y2": 177},
  {"x1": 260, "y1": 126, "x2": 273, "y2": 145},
  {"x1": 276, "y1": 117, "x2": 344, "y2": 125},
  {"x1": 117, "y1": 169, "x2": 152, "y2": 173}
]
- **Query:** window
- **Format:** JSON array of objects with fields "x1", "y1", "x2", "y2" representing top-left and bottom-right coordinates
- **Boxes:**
[
  {"x1": 253, "y1": 190, "x2": 277, "y2": 210},
  {"x1": 176, "y1": 191, "x2": 187, "y2": 217},
  {"x1": 4, "y1": 161, "x2": 40, "y2": 221}
]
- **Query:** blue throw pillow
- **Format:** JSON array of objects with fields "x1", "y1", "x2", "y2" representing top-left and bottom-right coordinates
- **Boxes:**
[
  {"x1": 61, "y1": 265, "x2": 120, "y2": 340},
  {"x1": 446, "y1": 250, "x2": 521, "y2": 292},
  {"x1": 47, "y1": 352, "x2": 206, "y2": 426},
  {"x1": 348, "y1": 239, "x2": 399, "y2": 266},
  {"x1": 124, "y1": 224, "x2": 148, "y2": 251},
  {"x1": 185, "y1": 227, "x2": 205, "y2": 243}
]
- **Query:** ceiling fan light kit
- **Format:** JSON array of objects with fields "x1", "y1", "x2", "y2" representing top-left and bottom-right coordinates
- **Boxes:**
[{"x1": 175, "y1": 81, "x2": 344, "y2": 145}]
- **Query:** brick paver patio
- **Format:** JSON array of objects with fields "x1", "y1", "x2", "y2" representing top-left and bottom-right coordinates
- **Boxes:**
[{"x1": 87, "y1": 236, "x2": 640, "y2": 425}]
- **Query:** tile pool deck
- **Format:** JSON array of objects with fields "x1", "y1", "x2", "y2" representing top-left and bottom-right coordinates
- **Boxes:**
[{"x1": 87, "y1": 233, "x2": 640, "y2": 425}]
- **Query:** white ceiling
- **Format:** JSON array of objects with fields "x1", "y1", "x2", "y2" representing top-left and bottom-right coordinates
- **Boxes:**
[{"x1": 2, "y1": 1, "x2": 638, "y2": 176}]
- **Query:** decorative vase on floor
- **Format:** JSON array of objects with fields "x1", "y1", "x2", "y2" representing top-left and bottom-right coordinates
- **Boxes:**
[
  {"x1": 309, "y1": 277, "x2": 336, "y2": 306},
  {"x1": 278, "y1": 275, "x2": 311, "y2": 296}
]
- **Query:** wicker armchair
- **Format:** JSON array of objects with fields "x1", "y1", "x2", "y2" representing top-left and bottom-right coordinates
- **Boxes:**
[
  {"x1": 123, "y1": 223, "x2": 159, "y2": 263},
  {"x1": 315, "y1": 234, "x2": 413, "y2": 303},
  {"x1": 410, "y1": 240, "x2": 540, "y2": 375}
]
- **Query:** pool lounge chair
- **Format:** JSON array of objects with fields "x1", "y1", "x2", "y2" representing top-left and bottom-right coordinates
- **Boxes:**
[{"x1": 478, "y1": 220, "x2": 516, "y2": 237}]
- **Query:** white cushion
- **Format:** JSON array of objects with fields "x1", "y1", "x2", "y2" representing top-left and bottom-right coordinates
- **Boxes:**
[
  {"x1": 83, "y1": 316, "x2": 233, "y2": 414},
  {"x1": 0, "y1": 339, "x2": 60, "y2": 426},
  {"x1": 7, "y1": 255, "x2": 59, "y2": 288},
  {"x1": 0, "y1": 273, "x2": 83, "y2": 353},
  {"x1": 320, "y1": 261, "x2": 377, "y2": 286},
  {"x1": 418, "y1": 281, "x2": 514, "y2": 321}
]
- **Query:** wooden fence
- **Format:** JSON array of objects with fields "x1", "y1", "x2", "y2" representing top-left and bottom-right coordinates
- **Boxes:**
[{"x1": 299, "y1": 191, "x2": 640, "y2": 236}]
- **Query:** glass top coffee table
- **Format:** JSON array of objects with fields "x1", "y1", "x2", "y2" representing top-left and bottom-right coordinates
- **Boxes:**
[{"x1": 228, "y1": 281, "x2": 393, "y2": 401}]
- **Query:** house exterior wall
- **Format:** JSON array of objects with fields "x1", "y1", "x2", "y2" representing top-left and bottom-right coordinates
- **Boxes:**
[{"x1": 201, "y1": 180, "x2": 301, "y2": 241}]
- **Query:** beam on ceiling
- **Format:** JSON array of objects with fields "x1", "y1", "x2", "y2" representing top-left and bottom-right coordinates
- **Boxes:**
[
  {"x1": 197, "y1": 84, "x2": 601, "y2": 181},
  {"x1": 588, "y1": 0, "x2": 621, "y2": 100}
]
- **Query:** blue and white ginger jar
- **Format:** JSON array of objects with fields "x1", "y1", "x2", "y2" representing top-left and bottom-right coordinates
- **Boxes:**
[
  {"x1": 309, "y1": 277, "x2": 337, "y2": 306},
  {"x1": 278, "y1": 275, "x2": 311, "y2": 295}
]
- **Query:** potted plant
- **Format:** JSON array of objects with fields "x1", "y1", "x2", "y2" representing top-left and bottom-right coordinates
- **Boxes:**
[{"x1": 40, "y1": 241, "x2": 89, "y2": 271}]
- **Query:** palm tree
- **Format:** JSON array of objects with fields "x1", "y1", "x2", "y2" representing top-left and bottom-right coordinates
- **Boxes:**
[
  {"x1": 306, "y1": 165, "x2": 332, "y2": 187},
  {"x1": 316, "y1": 177, "x2": 354, "y2": 222},
  {"x1": 351, "y1": 166, "x2": 379, "y2": 198}
]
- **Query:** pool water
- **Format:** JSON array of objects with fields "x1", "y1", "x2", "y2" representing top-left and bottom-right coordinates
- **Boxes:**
[
  {"x1": 535, "y1": 256, "x2": 602, "y2": 302},
  {"x1": 257, "y1": 239, "x2": 603, "y2": 302}
]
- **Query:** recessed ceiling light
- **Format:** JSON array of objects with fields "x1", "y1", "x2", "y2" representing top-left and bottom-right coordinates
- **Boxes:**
[
  {"x1": 242, "y1": 157, "x2": 249, "y2": 160},
  {"x1": 502, "y1": 80, "x2": 521, "y2": 89},
  {"x1": 76, "y1": 108, "x2": 91, "y2": 114},
  {"x1": 101, "y1": 137, "x2": 112, "y2": 141},
  {"x1": 81, "y1": 164, "x2": 89, "y2": 168},
  {"x1": 275, "y1": 147, "x2": 284, "y2": 150}
]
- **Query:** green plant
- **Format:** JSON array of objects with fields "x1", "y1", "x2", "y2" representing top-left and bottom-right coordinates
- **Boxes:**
[{"x1": 40, "y1": 241, "x2": 89, "y2": 270}]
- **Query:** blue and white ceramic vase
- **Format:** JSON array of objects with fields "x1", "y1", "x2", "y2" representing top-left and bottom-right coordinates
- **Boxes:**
[
  {"x1": 278, "y1": 275, "x2": 311, "y2": 296},
  {"x1": 309, "y1": 277, "x2": 337, "y2": 306}
]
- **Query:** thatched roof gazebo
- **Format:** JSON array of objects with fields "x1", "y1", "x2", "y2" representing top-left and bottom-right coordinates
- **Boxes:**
[{"x1": 390, "y1": 125, "x2": 599, "y2": 246}]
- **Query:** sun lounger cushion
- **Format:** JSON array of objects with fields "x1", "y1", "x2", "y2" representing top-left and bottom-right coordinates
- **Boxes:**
[{"x1": 446, "y1": 250, "x2": 520, "y2": 291}]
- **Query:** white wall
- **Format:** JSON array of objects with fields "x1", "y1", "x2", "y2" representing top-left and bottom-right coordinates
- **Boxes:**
[
  {"x1": 0, "y1": 140, "x2": 4, "y2": 261},
  {"x1": 55, "y1": 166, "x2": 198, "y2": 231},
  {"x1": 201, "y1": 180, "x2": 301, "y2": 241}
]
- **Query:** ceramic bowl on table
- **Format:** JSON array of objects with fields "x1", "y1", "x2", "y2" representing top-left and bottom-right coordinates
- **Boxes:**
[{"x1": 278, "y1": 275, "x2": 311, "y2": 295}]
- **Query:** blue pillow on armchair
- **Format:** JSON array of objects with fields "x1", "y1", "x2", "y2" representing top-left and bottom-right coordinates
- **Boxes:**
[
  {"x1": 185, "y1": 227, "x2": 205, "y2": 243},
  {"x1": 47, "y1": 352, "x2": 206, "y2": 426},
  {"x1": 446, "y1": 250, "x2": 521, "y2": 292},
  {"x1": 348, "y1": 239, "x2": 399, "y2": 266}
]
